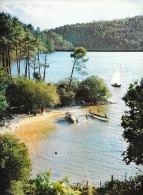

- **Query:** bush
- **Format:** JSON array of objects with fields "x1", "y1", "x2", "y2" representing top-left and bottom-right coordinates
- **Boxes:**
[
  {"x1": 26, "y1": 171, "x2": 81, "y2": 195},
  {"x1": 6, "y1": 76, "x2": 60, "y2": 111},
  {"x1": 0, "y1": 133, "x2": 31, "y2": 194},
  {"x1": 76, "y1": 75, "x2": 111, "y2": 104}
]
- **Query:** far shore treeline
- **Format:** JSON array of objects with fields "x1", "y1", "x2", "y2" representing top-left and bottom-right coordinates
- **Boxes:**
[{"x1": 48, "y1": 15, "x2": 143, "y2": 51}]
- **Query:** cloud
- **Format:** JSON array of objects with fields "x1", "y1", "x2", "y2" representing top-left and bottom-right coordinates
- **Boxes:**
[
  {"x1": 0, "y1": 0, "x2": 143, "y2": 30},
  {"x1": 0, "y1": 3, "x2": 13, "y2": 14}
]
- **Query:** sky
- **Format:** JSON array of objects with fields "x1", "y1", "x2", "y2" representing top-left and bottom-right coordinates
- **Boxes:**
[{"x1": 0, "y1": 0, "x2": 143, "y2": 30}]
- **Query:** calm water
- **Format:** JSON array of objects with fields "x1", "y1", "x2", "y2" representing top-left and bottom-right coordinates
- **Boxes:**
[{"x1": 13, "y1": 52, "x2": 143, "y2": 186}]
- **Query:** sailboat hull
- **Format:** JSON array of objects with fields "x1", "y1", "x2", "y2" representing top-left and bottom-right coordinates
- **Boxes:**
[{"x1": 111, "y1": 84, "x2": 121, "y2": 87}]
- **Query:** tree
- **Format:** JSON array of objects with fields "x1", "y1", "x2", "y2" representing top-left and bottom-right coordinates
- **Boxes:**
[
  {"x1": 58, "y1": 88, "x2": 75, "y2": 106},
  {"x1": 121, "y1": 78, "x2": 143, "y2": 165},
  {"x1": 0, "y1": 66, "x2": 8, "y2": 114},
  {"x1": 57, "y1": 77, "x2": 79, "y2": 106},
  {"x1": 76, "y1": 75, "x2": 111, "y2": 104},
  {"x1": 0, "y1": 89, "x2": 8, "y2": 114},
  {"x1": 35, "y1": 82, "x2": 60, "y2": 108},
  {"x1": 47, "y1": 38, "x2": 55, "y2": 52},
  {"x1": 0, "y1": 13, "x2": 26, "y2": 75},
  {"x1": 6, "y1": 76, "x2": 60, "y2": 111},
  {"x1": 69, "y1": 47, "x2": 87, "y2": 91},
  {"x1": 0, "y1": 133, "x2": 31, "y2": 194}
]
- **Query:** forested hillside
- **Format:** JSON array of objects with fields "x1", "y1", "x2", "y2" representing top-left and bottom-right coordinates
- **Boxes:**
[
  {"x1": 44, "y1": 30, "x2": 74, "y2": 51},
  {"x1": 48, "y1": 15, "x2": 143, "y2": 50}
]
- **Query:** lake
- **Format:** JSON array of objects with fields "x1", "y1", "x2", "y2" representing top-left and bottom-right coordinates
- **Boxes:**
[{"x1": 13, "y1": 52, "x2": 143, "y2": 186}]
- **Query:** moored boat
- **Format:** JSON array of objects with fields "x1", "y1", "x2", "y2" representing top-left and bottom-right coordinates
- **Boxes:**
[
  {"x1": 111, "y1": 68, "x2": 121, "y2": 87},
  {"x1": 88, "y1": 111, "x2": 109, "y2": 122}
]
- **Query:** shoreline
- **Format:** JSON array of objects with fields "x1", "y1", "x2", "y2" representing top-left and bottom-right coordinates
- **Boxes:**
[
  {"x1": 0, "y1": 106, "x2": 83, "y2": 135},
  {"x1": 0, "y1": 104, "x2": 107, "y2": 137}
]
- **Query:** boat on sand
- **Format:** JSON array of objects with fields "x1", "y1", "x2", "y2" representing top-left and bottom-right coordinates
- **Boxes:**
[{"x1": 65, "y1": 111, "x2": 76, "y2": 123}]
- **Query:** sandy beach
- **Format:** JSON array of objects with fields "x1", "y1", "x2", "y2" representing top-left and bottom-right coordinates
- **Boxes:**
[
  {"x1": 0, "y1": 106, "x2": 88, "y2": 150},
  {"x1": 0, "y1": 105, "x2": 106, "y2": 152},
  {"x1": 0, "y1": 105, "x2": 104, "y2": 136}
]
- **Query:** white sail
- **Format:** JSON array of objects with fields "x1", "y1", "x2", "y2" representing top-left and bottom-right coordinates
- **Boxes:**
[{"x1": 111, "y1": 69, "x2": 121, "y2": 86}]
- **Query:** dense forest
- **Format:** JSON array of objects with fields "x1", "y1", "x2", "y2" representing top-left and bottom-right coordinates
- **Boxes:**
[{"x1": 48, "y1": 15, "x2": 143, "y2": 50}]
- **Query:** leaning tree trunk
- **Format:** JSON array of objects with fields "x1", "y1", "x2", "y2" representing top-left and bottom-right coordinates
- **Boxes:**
[{"x1": 68, "y1": 58, "x2": 77, "y2": 91}]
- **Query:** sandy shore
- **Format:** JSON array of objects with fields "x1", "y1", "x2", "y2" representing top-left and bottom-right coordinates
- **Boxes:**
[
  {"x1": 0, "y1": 106, "x2": 84, "y2": 134},
  {"x1": 0, "y1": 106, "x2": 86, "y2": 151},
  {"x1": 0, "y1": 105, "x2": 106, "y2": 152},
  {"x1": 0, "y1": 105, "x2": 105, "y2": 135}
]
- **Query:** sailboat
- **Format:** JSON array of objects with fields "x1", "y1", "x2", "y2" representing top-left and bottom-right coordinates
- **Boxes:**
[{"x1": 111, "y1": 68, "x2": 121, "y2": 87}]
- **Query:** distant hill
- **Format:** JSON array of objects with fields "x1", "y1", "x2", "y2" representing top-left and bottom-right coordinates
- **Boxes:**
[
  {"x1": 47, "y1": 15, "x2": 143, "y2": 51},
  {"x1": 44, "y1": 31, "x2": 74, "y2": 51}
]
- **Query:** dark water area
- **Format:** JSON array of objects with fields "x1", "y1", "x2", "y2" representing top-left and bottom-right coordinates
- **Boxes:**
[{"x1": 12, "y1": 52, "x2": 143, "y2": 186}]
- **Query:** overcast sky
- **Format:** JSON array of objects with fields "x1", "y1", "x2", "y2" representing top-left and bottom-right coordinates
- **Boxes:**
[{"x1": 0, "y1": 0, "x2": 143, "y2": 30}]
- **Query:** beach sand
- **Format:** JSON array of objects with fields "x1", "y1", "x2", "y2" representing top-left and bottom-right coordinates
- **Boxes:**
[
  {"x1": 0, "y1": 105, "x2": 104, "y2": 151},
  {"x1": 0, "y1": 105, "x2": 104, "y2": 135},
  {"x1": 0, "y1": 106, "x2": 84, "y2": 150}
]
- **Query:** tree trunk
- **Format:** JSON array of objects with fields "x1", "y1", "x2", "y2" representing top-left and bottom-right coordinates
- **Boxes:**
[
  {"x1": 18, "y1": 57, "x2": 21, "y2": 75},
  {"x1": 25, "y1": 59, "x2": 28, "y2": 78},
  {"x1": 68, "y1": 59, "x2": 77, "y2": 91},
  {"x1": 8, "y1": 48, "x2": 11, "y2": 75},
  {"x1": 43, "y1": 54, "x2": 47, "y2": 81},
  {"x1": 38, "y1": 51, "x2": 41, "y2": 77},
  {"x1": 33, "y1": 57, "x2": 36, "y2": 80},
  {"x1": 16, "y1": 44, "x2": 19, "y2": 75}
]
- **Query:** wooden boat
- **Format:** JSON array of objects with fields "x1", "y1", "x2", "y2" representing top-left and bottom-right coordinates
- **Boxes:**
[
  {"x1": 65, "y1": 111, "x2": 76, "y2": 123},
  {"x1": 88, "y1": 111, "x2": 109, "y2": 122},
  {"x1": 111, "y1": 69, "x2": 121, "y2": 87}
]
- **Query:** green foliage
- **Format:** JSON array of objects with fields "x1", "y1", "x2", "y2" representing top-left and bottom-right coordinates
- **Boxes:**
[
  {"x1": 49, "y1": 15, "x2": 143, "y2": 50},
  {"x1": 97, "y1": 171, "x2": 143, "y2": 195},
  {"x1": 45, "y1": 31, "x2": 74, "y2": 51},
  {"x1": 33, "y1": 72, "x2": 42, "y2": 81},
  {"x1": 121, "y1": 78, "x2": 143, "y2": 165},
  {"x1": 0, "y1": 90, "x2": 8, "y2": 113},
  {"x1": 57, "y1": 77, "x2": 79, "y2": 106},
  {"x1": 58, "y1": 88, "x2": 76, "y2": 106},
  {"x1": 57, "y1": 76, "x2": 110, "y2": 106},
  {"x1": 76, "y1": 75, "x2": 111, "y2": 104},
  {"x1": 70, "y1": 47, "x2": 87, "y2": 59},
  {"x1": 0, "y1": 133, "x2": 31, "y2": 194},
  {"x1": 26, "y1": 171, "x2": 81, "y2": 195},
  {"x1": 35, "y1": 82, "x2": 60, "y2": 108},
  {"x1": 0, "y1": 66, "x2": 8, "y2": 113},
  {"x1": 6, "y1": 76, "x2": 60, "y2": 111},
  {"x1": 10, "y1": 181, "x2": 25, "y2": 195},
  {"x1": 0, "y1": 12, "x2": 74, "y2": 81},
  {"x1": 47, "y1": 38, "x2": 55, "y2": 52}
]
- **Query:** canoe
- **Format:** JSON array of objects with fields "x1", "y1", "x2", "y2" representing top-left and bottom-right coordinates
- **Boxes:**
[
  {"x1": 65, "y1": 112, "x2": 76, "y2": 123},
  {"x1": 88, "y1": 112, "x2": 109, "y2": 122}
]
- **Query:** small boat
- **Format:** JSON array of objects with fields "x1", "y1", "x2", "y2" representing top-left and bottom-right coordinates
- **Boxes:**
[
  {"x1": 111, "y1": 68, "x2": 121, "y2": 87},
  {"x1": 88, "y1": 111, "x2": 109, "y2": 122},
  {"x1": 65, "y1": 111, "x2": 76, "y2": 123}
]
